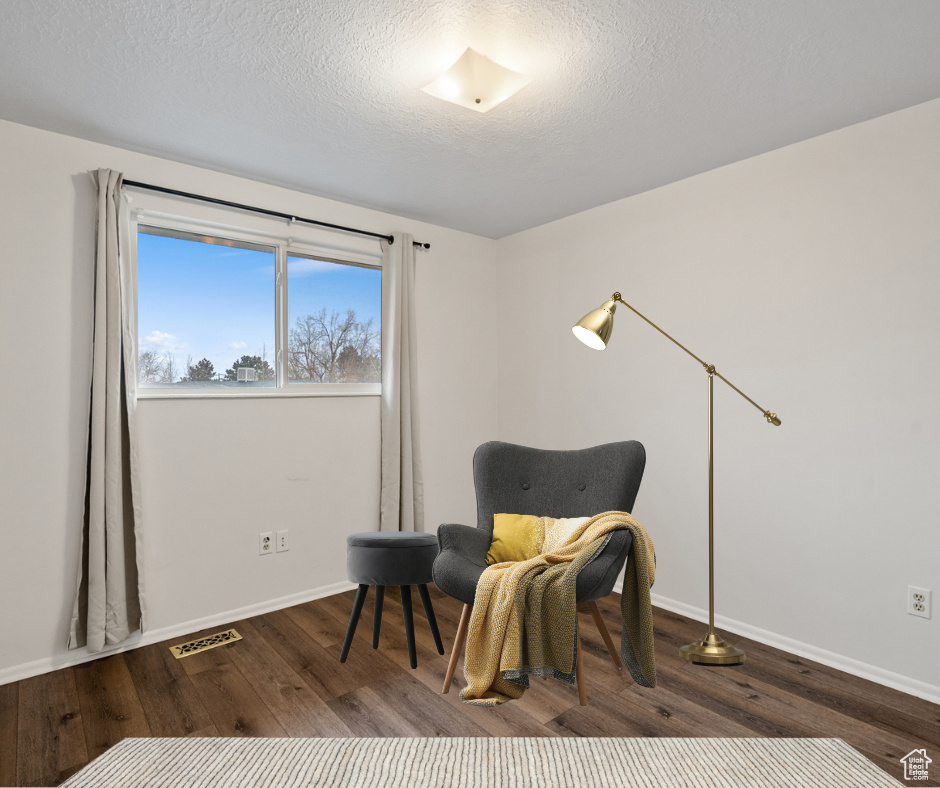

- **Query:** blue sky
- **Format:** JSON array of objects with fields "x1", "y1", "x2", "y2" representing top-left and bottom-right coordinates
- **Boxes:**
[{"x1": 137, "y1": 230, "x2": 381, "y2": 383}]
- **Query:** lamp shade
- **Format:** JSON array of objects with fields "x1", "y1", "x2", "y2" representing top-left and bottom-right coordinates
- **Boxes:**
[{"x1": 572, "y1": 299, "x2": 617, "y2": 350}]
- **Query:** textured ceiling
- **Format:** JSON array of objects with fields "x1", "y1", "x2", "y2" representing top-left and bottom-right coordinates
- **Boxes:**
[{"x1": 1, "y1": 1, "x2": 939, "y2": 238}]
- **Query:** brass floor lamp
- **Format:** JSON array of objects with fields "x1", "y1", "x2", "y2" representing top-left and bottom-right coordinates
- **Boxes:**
[{"x1": 573, "y1": 292, "x2": 780, "y2": 665}]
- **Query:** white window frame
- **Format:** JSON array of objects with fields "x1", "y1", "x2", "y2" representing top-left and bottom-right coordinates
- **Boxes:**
[{"x1": 127, "y1": 187, "x2": 383, "y2": 399}]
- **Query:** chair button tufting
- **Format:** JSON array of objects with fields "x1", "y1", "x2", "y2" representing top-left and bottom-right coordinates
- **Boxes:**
[
  {"x1": 578, "y1": 484, "x2": 586, "y2": 491},
  {"x1": 522, "y1": 483, "x2": 530, "y2": 490}
]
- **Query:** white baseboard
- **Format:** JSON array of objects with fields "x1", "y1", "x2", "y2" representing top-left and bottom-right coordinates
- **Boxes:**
[
  {"x1": 649, "y1": 591, "x2": 940, "y2": 706},
  {"x1": 0, "y1": 580, "x2": 358, "y2": 687}
]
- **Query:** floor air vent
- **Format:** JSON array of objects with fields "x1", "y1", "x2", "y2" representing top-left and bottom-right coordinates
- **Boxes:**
[{"x1": 169, "y1": 629, "x2": 242, "y2": 659}]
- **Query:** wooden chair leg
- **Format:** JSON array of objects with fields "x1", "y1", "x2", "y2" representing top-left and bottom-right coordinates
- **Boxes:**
[
  {"x1": 400, "y1": 585, "x2": 417, "y2": 669},
  {"x1": 372, "y1": 585, "x2": 385, "y2": 649},
  {"x1": 576, "y1": 628, "x2": 587, "y2": 706},
  {"x1": 417, "y1": 583, "x2": 445, "y2": 655},
  {"x1": 442, "y1": 603, "x2": 471, "y2": 694},
  {"x1": 340, "y1": 584, "x2": 369, "y2": 663},
  {"x1": 587, "y1": 600, "x2": 624, "y2": 669}
]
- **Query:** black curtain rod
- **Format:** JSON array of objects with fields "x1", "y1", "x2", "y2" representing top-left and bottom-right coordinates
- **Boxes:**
[{"x1": 122, "y1": 179, "x2": 431, "y2": 250}]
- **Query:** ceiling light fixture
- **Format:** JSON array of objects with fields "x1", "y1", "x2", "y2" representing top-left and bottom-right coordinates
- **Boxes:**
[{"x1": 422, "y1": 47, "x2": 531, "y2": 113}]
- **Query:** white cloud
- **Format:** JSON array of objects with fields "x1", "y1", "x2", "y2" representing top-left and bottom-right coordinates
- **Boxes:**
[
  {"x1": 286, "y1": 258, "x2": 339, "y2": 277},
  {"x1": 229, "y1": 341, "x2": 248, "y2": 350},
  {"x1": 141, "y1": 330, "x2": 186, "y2": 353}
]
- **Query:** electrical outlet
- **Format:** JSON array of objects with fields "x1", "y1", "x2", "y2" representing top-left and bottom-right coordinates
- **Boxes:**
[
  {"x1": 276, "y1": 530, "x2": 289, "y2": 553},
  {"x1": 908, "y1": 586, "x2": 931, "y2": 619},
  {"x1": 259, "y1": 532, "x2": 274, "y2": 556}
]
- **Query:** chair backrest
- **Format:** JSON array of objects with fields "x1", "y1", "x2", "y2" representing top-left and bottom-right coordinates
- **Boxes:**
[{"x1": 473, "y1": 440, "x2": 646, "y2": 535}]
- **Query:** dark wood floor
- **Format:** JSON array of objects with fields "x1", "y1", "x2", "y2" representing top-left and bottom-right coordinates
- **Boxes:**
[{"x1": 1, "y1": 587, "x2": 937, "y2": 786}]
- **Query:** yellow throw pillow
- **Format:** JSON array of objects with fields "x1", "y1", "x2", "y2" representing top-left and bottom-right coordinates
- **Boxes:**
[{"x1": 486, "y1": 514, "x2": 546, "y2": 565}]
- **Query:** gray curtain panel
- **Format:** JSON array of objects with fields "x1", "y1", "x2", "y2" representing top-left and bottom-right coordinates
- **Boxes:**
[
  {"x1": 379, "y1": 233, "x2": 424, "y2": 532},
  {"x1": 69, "y1": 169, "x2": 144, "y2": 652}
]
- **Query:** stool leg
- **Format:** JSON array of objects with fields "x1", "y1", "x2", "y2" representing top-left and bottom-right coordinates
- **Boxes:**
[
  {"x1": 373, "y1": 585, "x2": 385, "y2": 649},
  {"x1": 417, "y1": 583, "x2": 445, "y2": 655},
  {"x1": 340, "y1": 584, "x2": 369, "y2": 663},
  {"x1": 400, "y1": 585, "x2": 417, "y2": 669}
]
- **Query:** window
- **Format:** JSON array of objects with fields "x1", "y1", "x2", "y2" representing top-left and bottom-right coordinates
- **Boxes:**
[
  {"x1": 287, "y1": 253, "x2": 381, "y2": 384},
  {"x1": 137, "y1": 227, "x2": 277, "y2": 389},
  {"x1": 131, "y1": 199, "x2": 382, "y2": 397}
]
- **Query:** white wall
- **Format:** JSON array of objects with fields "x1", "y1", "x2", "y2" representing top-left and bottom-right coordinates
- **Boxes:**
[
  {"x1": 496, "y1": 99, "x2": 940, "y2": 697},
  {"x1": 0, "y1": 119, "x2": 498, "y2": 680},
  {"x1": 3, "y1": 98, "x2": 939, "y2": 701}
]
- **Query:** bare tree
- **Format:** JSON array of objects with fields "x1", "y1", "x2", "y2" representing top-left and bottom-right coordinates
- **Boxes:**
[
  {"x1": 163, "y1": 354, "x2": 178, "y2": 383},
  {"x1": 138, "y1": 350, "x2": 163, "y2": 384},
  {"x1": 288, "y1": 308, "x2": 380, "y2": 383},
  {"x1": 138, "y1": 350, "x2": 178, "y2": 384}
]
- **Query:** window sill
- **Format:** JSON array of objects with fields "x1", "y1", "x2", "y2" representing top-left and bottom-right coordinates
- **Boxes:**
[{"x1": 137, "y1": 386, "x2": 381, "y2": 400}]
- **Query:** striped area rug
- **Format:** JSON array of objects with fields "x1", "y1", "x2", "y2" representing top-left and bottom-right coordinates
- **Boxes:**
[{"x1": 60, "y1": 737, "x2": 902, "y2": 787}]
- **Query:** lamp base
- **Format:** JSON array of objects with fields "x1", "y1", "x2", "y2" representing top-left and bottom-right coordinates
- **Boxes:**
[{"x1": 679, "y1": 632, "x2": 746, "y2": 665}]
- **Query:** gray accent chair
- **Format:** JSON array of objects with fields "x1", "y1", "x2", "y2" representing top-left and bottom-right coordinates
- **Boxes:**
[{"x1": 433, "y1": 440, "x2": 646, "y2": 704}]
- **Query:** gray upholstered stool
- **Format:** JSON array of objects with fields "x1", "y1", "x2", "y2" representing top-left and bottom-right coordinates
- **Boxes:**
[{"x1": 341, "y1": 532, "x2": 444, "y2": 669}]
